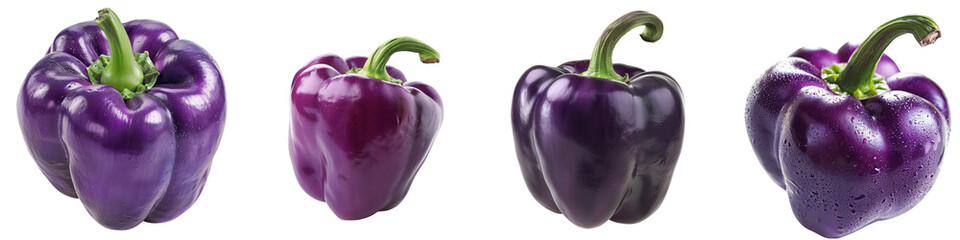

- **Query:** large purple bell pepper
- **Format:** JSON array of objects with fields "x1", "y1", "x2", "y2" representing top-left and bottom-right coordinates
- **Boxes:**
[
  {"x1": 745, "y1": 15, "x2": 947, "y2": 238},
  {"x1": 17, "y1": 9, "x2": 226, "y2": 230},
  {"x1": 289, "y1": 37, "x2": 442, "y2": 220},
  {"x1": 511, "y1": 11, "x2": 684, "y2": 228}
]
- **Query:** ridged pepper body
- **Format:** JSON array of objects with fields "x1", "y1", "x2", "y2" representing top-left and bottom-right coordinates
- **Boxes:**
[
  {"x1": 745, "y1": 42, "x2": 948, "y2": 237},
  {"x1": 512, "y1": 60, "x2": 684, "y2": 228},
  {"x1": 18, "y1": 19, "x2": 226, "y2": 230},
  {"x1": 289, "y1": 54, "x2": 442, "y2": 220}
]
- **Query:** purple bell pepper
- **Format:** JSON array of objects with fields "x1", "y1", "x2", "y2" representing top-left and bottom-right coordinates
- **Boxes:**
[
  {"x1": 511, "y1": 11, "x2": 684, "y2": 228},
  {"x1": 289, "y1": 37, "x2": 442, "y2": 220},
  {"x1": 17, "y1": 9, "x2": 226, "y2": 230},
  {"x1": 745, "y1": 15, "x2": 947, "y2": 237}
]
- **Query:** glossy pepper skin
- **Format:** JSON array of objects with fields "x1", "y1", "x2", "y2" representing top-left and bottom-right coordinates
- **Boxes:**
[
  {"x1": 511, "y1": 11, "x2": 684, "y2": 228},
  {"x1": 290, "y1": 37, "x2": 442, "y2": 220},
  {"x1": 17, "y1": 9, "x2": 225, "y2": 230},
  {"x1": 745, "y1": 16, "x2": 946, "y2": 238}
]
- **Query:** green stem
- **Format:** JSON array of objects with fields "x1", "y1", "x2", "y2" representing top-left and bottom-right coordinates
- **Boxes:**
[
  {"x1": 580, "y1": 11, "x2": 663, "y2": 82},
  {"x1": 95, "y1": 8, "x2": 143, "y2": 93},
  {"x1": 353, "y1": 37, "x2": 440, "y2": 85},
  {"x1": 837, "y1": 15, "x2": 940, "y2": 97}
]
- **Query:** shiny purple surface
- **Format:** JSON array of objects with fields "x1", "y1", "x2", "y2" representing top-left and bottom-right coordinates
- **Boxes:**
[
  {"x1": 746, "y1": 45, "x2": 948, "y2": 238},
  {"x1": 512, "y1": 60, "x2": 684, "y2": 228},
  {"x1": 18, "y1": 20, "x2": 225, "y2": 229},
  {"x1": 289, "y1": 54, "x2": 442, "y2": 220}
]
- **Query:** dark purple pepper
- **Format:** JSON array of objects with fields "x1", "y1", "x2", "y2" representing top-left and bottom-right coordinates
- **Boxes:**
[
  {"x1": 745, "y1": 15, "x2": 947, "y2": 238},
  {"x1": 511, "y1": 11, "x2": 684, "y2": 228},
  {"x1": 17, "y1": 9, "x2": 225, "y2": 230}
]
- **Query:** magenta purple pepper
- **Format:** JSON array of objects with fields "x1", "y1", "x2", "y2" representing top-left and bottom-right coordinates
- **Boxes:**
[
  {"x1": 289, "y1": 37, "x2": 442, "y2": 220},
  {"x1": 746, "y1": 15, "x2": 947, "y2": 237}
]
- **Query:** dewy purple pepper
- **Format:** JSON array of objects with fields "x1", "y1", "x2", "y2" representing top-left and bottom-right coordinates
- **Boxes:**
[
  {"x1": 745, "y1": 15, "x2": 947, "y2": 238},
  {"x1": 17, "y1": 8, "x2": 225, "y2": 230},
  {"x1": 289, "y1": 37, "x2": 442, "y2": 220}
]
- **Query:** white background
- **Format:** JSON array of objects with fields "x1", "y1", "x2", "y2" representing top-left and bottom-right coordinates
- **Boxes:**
[{"x1": 1, "y1": 0, "x2": 957, "y2": 239}]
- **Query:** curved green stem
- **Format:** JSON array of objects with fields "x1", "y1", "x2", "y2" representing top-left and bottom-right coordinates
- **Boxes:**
[
  {"x1": 352, "y1": 37, "x2": 440, "y2": 85},
  {"x1": 580, "y1": 11, "x2": 663, "y2": 82},
  {"x1": 837, "y1": 15, "x2": 940, "y2": 98}
]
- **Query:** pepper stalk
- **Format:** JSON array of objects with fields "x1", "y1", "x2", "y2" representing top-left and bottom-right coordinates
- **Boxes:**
[
  {"x1": 86, "y1": 8, "x2": 159, "y2": 99},
  {"x1": 351, "y1": 37, "x2": 440, "y2": 85},
  {"x1": 834, "y1": 15, "x2": 940, "y2": 99},
  {"x1": 580, "y1": 11, "x2": 663, "y2": 82}
]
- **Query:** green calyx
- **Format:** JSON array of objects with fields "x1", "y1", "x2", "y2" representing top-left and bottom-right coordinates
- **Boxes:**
[
  {"x1": 349, "y1": 37, "x2": 440, "y2": 85},
  {"x1": 86, "y1": 8, "x2": 158, "y2": 99},
  {"x1": 834, "y1": 15, "x2": 940, "y2": 99},
  {"x1": 580, "y1": 11, "x2": 663, "y2": 82},
  {"x1": 87, "y1": 52, "x2": 158, "y2": 99},
  {"x1": 822, "y1": 63, "x2": 888, "y2": 99}
]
